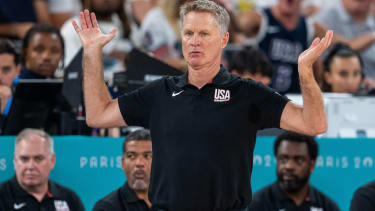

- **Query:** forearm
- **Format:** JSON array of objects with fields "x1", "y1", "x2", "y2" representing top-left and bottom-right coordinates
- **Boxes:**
[
  {"x1": 0, "y1": 24, "x2": 19, "y2": 38},
  {"x1": 0, "y1": 23, "x2": 34, "y2": 39},
  {"x1": 315, "y1": 22, "x2": 375, "y2": 52},
  {"x1": 34, "y1": 0, "x2": 53, "y2": 25},
  {"x1": 345, "y1": 33, "x2": 375, "y2": 52},
  {"x1": 299, "y1": 67, "x2": 327, "y2": 134},
  {"x1": 83, "y1": 48, "x2": 113, "y2": 126}
]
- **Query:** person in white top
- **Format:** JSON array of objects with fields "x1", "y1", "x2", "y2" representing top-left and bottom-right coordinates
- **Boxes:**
[
  {"x1": 61, "y1": 0, "x2": 133, "y2": 75},
  {"x1": 48, "y1": 0, "x2": 83, "y2": 28},
  {"x1": 140, "y1": 0, "x2": 190, "y2": 70}
]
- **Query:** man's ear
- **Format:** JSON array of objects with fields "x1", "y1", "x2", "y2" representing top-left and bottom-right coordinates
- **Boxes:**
[
  {"x1": 221, "y1": 32, "x2": 229, "y2": 49},
  {"x1": 50, "y1": 153, "x2": 56, "y2": 170}
]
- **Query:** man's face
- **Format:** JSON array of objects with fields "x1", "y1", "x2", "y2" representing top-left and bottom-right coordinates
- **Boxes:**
[
  {"x1": 14, "y1": 136, "x2": 56, "y2": 189},
  {"x1": 181, "y1": 12, "x2": 229, "y2": 69},
  {"x1": 278, "y1": 0, "x2": 301, "y2": 16},
  {"x1": 342, "y1": 0, "x2": 372, "y2": 15},
  {"x1": 91, "y1": 0, "x2": 121, "y2": 17},
  {"x1": 122, "y1": 141, "x2": 152, "y2": 191},
  {"x1": 25, "y1": 33, "x2": 63, "y2": 77},
  {"x1": 276, "y1": 141, "x2": 314, "y2": 193},
  {"x1": 0, "y1": 53, "x2": 20, "y2": 87}
]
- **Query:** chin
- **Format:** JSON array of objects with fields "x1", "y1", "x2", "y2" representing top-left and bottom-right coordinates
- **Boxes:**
[
  {"x1": 132, "y1": 180, "x2": 148, "y2": 191},
  {"x1": 189, "y1": 59, "x2": 202, "y2": 66},
  {"x1": 23, "y1": 180, "x2": 41, "y2": 187}
]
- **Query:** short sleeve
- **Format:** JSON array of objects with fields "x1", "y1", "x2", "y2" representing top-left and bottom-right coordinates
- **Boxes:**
[
  {"x1": 117, "y1": 79, "x2": 160, "y2": 127},
  {"x1": 247, "y1": 81, "x2": 289, "y2": 129}
]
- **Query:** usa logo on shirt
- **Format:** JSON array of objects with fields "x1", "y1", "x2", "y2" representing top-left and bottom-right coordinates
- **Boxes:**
[
  {"x1": 54, "y1": 200, "x2": 70, "y2": 211},
  {"x1": 310, "y1": 207, "x2": 323, "y2": 211},
  {"x1": 214, "y1": 89, "x2": 230, "y2": 102}
]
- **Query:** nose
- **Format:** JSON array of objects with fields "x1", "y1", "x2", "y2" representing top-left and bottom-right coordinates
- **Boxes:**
[
  {"x1": 135, "y1": 157, "x2": 146, "y2": 167},
  {"x1": 284, "y1": 159, "x2": 296, "y2": 170},
  {"x1": 41, "y1": 50, "x2": 52, "y2": 61},
  {"x1": 190, "y1": 34, "x2": 202, "y2": 47},
  {"x1": 26, "y1": 159, "x2": 36, "y2": 169}
]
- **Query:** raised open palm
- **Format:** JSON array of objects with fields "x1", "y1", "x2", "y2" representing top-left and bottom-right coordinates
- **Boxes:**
[
  {"x1": 298, "y1": 30, "x2": 333, "y2": 69},
  {"x1": 72, "y1": 10, "x2": 117, "y2": 49}
]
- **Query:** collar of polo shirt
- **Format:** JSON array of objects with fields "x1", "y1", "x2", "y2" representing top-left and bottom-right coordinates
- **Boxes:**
[{"x1": 175, "y1": 65, "x2": 234, "y2": 88}]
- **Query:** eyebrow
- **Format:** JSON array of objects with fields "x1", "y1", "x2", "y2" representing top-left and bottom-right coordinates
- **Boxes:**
[{"x1": 278, "y1": 154, "x2": 306, "y2": 158}]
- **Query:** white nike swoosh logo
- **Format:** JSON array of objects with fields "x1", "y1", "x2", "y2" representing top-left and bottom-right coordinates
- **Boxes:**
[
  {"x1": 14, "y1": 203, "x2": 26, "y2": 209},
  {"x1": 172, "y1": 90, "x2": 183, "y2": 97}
]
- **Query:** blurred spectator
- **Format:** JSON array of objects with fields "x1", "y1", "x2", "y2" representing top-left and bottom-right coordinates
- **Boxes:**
[
  {"x1": 124, "y1": 0, "x2": 157, "y2": 48},
  {"x1": 1, "y1": 25, "x2": 71, "y2": 135},
  {"x1": 19, "y1": 24, "x2": 64, "y2": 79},
  {"x1": 93, "y1": 129, "x2": 152, "y2": 210},
  {"x1": 0, "y1": 128, "x2": 85, "y2": 210},
  {"x1": 216, "y1": 1, "x2": 248, "y2": 44},
  {"x1": 350, "y1": 180, "x2": 375, "y2": 211},
  {"x1": 48, "y1": 0, "x2": 83, "y2": 28},
  {"x1": 249, "y1": 131, "x2": 340, "y2": 211},
  {"x1": 322, "y1": 43, "x2": 375, "y2": 94},
  {"x1": 140, "y1": 0, "x2": 190, "y2": 70},
  {"x1": 314, "y1": 0, "x2": 375, "y2": 82},
  {"x1": 228, "y1": 47, "x2": 272, "y2": 85},
  {"x1": 61, "y1": 0, "x2": 133, "y2": 74},
  {"x1": 0, "y1": 0, "x2": 52, "y2": 40},
  {"x1": 236, "y1": 0, "x2": 375, "y2": 95},
  {"x1": 301, "y1": 0, "x2": 339, "y2": 17},
  {"x1": 0, "y1": 39, "x2": 21, "y2": 113},
  {"x1": 251, "y1": 0, "x2": 276, "y2": 8}
]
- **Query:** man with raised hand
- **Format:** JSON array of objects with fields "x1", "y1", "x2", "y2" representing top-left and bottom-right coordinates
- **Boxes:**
[{"x1": 73, "y1": 0, "x2": 332, "y2": 210}]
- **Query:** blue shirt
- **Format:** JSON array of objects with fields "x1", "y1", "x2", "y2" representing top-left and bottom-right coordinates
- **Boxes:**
[{"x1": 257, "y1": 8, "x2": 313, "y2": 94}]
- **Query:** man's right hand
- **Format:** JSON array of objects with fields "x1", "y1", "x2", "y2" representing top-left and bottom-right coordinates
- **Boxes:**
[{"x1": 72, "y1": 10, "x2": 117, "y2": 50}]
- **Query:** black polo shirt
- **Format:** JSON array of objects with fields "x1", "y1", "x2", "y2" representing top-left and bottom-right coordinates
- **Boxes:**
[
  {"x1": 0, "y1": 176, "x2": 85, "y2": 211},
  {"x1": 93, "y1": 182, "x2": 151, "y2": 211},
  {"x1": 249, "y1": 182, "x2": 340, "y2": 211},
  {"x1": 350, "y1": 180, "x2": 375, "y2": 211},
  {"x1": 118, "y1": 67, "x2": 289, "y2": 211}
]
